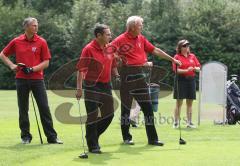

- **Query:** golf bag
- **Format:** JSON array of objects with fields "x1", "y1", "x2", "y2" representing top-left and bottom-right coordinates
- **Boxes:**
[{"x1": 226, "y1": 75, "x2": 240, "y2": 124}]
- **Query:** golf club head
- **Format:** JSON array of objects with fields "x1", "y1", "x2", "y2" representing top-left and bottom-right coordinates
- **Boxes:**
[
  {"x1": 79, "y1": 153, "x2": 88, "y2": 159},
  {"x1": 179, "y1": 138, "x2": 186, "y2": 145},
  {"x1": 17, "y1": 63, "x2": 26, "y2": 67}
]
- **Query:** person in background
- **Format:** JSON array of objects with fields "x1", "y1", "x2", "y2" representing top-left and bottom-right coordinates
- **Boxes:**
[
  {"x1": 172, "y1": 39, "x2": 201, "y2": 129},
  {"x1": 129, "y1": 99, "x2": 141, "y2": 127}
]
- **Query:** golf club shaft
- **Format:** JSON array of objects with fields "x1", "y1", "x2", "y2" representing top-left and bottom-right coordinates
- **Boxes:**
[
  {"x1": 176, "y1": 65, "x2": 182, "y2": 139},
  {"x1": 30, "y1": 92, "x2": 43, "y2": 144},
  {"x1": 78, "y1": 100, "x2": 86, "y2": 154}
]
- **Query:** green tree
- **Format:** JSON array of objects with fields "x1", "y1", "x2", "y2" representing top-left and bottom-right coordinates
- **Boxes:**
[
  {"x1": 101, "y1": 0, "x2": 127, "y2": 7},
  {"x1": 30, "y1": 0, "x2": 74, "y2": 15},
  {"x1": 0, "y1": 0, "x2": 37, "y2": 89},
  {"x1": 0, "y1": 0, "x2": 239, "y2": 89},
  {"x1": 141, "y1": 0, "x2": 182, "y2": 86},
  {"x1": 181, "y1": 0, "x2": 240, "y2": 77},
  {"x1": 68, "y1": 0, "x2": 104, "y2": 57},
  {"x1": 37, "y1": 13, "x2": 73, "y2": 80}
]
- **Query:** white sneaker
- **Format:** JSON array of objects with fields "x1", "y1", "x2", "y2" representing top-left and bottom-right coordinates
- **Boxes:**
[
  {"x1": 186, "y1": 123, "x2": 196, "y2": 128},
  {"x1": 173, "y1": 123, "x2": 179, "y2": 129},
  {"x1": 123, "y1": 139, "x2": 135, "y2": 145}
]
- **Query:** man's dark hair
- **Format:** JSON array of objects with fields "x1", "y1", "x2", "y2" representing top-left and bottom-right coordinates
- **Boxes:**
[{"x1": 94, "y1": 23, "x2": 109, "y2": 37}]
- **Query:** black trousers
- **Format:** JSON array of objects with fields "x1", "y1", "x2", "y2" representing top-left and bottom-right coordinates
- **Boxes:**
[
  {"x1": 16, "y1": 79, "x2": 57, "y2": 141},
  {"x1": 120, "y1": 66, "x2": 158, "y2": 142},
  {"x1": 84, "y1": 81, "x2": 114, "y2": 150}
]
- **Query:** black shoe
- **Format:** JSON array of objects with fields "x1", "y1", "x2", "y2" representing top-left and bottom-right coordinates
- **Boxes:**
[
  {"x1": 132, "y1": 124, "x2": 138, "y2": 127},
  {"x1": 148, "y1": 140, "x2": 164, "y2": 146},
  {"x1": 48, "y1": 138, "x2": 63, "y2": 144},
  {"x1": 89, "y1": 148, "x2": 102, "y2": 154},
  {"x1": 21, "y1": 138, "x2": 31, "y2": 144},
  {"x1": 130, "y1": 120, "x2": 138, "y2": 128},
  {"x1": 123, "y1": 139, "x2": 135, "y2": 145}
]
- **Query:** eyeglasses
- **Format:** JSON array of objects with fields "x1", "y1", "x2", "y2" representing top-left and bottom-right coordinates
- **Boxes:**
[{"x1": 182, "y1": 44, "x2": 190, "y2": 48}]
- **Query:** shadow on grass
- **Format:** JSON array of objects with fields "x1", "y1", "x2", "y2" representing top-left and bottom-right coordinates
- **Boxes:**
[
  {"x1": 0, "y1": 142, "x2": 59, "y2": 151},
  {"x1": 72, "y1": 143, "x2": 181, "y2": 164},
  {"x1": 181, "y1": 128, "x2": 200, "y2": 131},
  {"x1": 112, "y1": 143, "x2": 181, "y2": 153},
  {"x1": 72, "y1": 151, "x2": 118, "y2": 164}
]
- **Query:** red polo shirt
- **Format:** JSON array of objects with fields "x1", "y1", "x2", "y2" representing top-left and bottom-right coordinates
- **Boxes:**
[
  {"x1": 172, "y1": 53, "x2": 201, "y2": 77},
  {"x1": 111, "y1": 32, "x2": 155, "y2": 66},
  {"x1": 76, "y1": 39, "x2": 116, "y2": 83},
  {"x1": 2, "y1": 34, "x2": 51, "y2": 79}
]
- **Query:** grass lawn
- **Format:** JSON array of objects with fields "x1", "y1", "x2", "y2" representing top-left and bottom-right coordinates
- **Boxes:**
[{"x1": 0, "y1": 90, "x2": 239, "y2": 166}]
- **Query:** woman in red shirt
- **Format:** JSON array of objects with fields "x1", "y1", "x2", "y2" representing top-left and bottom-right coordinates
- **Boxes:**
[{"x1": 172, "y1": 40, "x2": 201, "y2": 128}]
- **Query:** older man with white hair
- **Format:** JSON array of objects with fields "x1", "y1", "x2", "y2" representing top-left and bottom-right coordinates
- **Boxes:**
[{"x1": 111, "y1": 15, "x2": 181, "y2": 146}]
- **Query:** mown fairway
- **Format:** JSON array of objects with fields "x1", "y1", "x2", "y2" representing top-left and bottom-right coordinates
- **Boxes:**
[{"x1": 0, "y1": 90, "x2": 239, "y2": 166}]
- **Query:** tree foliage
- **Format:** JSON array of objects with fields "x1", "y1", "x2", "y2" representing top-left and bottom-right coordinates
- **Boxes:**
[
  {"x1": 180, "y1": 0, "x2": 240, "y2": 76},
  {"x1": 0, "y1": 0, "x2": 37, "y2": 89},
  {"x1": 0, "y1": 0, "x2": 239, "y2": 89}
]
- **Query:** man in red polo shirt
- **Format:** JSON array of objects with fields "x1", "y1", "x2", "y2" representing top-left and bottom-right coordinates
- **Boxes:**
[
  {"x1": 111, "y1": 15, "x2": 181, "y2": 146},
  {"x1": 76, "y1": 23, "x2": 118, "y2": 154},
  {"x1": 0, "y1": 17, "x2": 62, "y2": 144}
]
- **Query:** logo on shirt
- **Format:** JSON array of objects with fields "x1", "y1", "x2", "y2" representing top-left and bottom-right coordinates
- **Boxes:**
[
  {"x1": 106, "y1": 54, "x2": 113, "y2": 60},
  {"x1": 32, "y1": 47, "x2": 37, "y2": 53},
  {"x1": 138, "y1": 42, "x2": 141, "y2": 48}
]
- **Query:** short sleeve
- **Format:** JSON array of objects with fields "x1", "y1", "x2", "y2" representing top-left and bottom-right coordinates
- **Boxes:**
[
  {"x1": 76, "y1": 47, "x2": 91, "y2": 72},
  {"x1": 172, "y1": 55, "x2": 178, "y2": 72},
  {"x1": 40, "y1": 39, "x2": 51, "y2": 60},
  {"x1": 143, "y1": 37, "x2": 155, "y2": 53},
  {"x1": 2, "y1": 39, "x2": 16, "y2": 56},
  {"x1": 193, "y1": 54, "x2": 201, "y2": 67}
]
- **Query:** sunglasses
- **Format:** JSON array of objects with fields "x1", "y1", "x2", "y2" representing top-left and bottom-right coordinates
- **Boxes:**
[{"x1": 182, "y1": 44, "x2": 190, "y2": 48}]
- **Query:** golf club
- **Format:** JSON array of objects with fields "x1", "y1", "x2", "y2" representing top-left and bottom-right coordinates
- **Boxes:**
[
  {"x1": 144, "y1": 62, "x2": 153, "y2": 94},
  {"x1": 17, "y1": 63, "x2": 43, "y2": 144},
  {"x1": 30, "y1": 92, "x2": 43, "y2": 144},
  {"x1": 17, "y1": 63, "x2": 26, "y2": 67},
  {"x1": 176, "y1": 65, "x2": 186, "y2": 145},
  {"x1": 77, "y1": 100, "x2": 88, "y2": 159}
]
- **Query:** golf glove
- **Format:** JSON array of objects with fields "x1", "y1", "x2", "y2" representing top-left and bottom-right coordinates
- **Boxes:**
[{"x1": 22, "y1": 67, "x2": 33, "y2": 74}]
